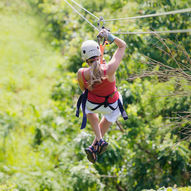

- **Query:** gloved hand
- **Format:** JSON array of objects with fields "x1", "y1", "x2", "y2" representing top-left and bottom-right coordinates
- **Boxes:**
[
  {"x1": 97, "y1": 29, "x2": 116, "y2": 44},
  {"x1": 98, "y1": 28, "x2": 109, "y2": 39}
]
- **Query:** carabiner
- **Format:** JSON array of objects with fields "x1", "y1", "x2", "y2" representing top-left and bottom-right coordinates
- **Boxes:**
[
  {"x1": 97, "y1": 16, "x2": 105, "y2": 31},
  {"x1": 97, "y1": 17, "x2": 109, "y2": 64}
]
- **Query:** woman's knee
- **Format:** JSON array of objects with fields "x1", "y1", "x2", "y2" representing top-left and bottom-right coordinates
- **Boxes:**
[{"x1": 87, "y1": 113, "x2": 99, "y2": 126}]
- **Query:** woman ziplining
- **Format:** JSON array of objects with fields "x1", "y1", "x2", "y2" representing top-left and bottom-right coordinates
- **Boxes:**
[{"x1": 76, "y1": 29, "x2": 128, "y2": 163}]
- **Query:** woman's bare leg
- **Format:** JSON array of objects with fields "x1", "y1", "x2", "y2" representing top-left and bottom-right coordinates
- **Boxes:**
[
  {"x1": 87, "y1": 113, "x2": 102, "y2": 142},
  {"x1": 92, "y1": 117, "x2": 112, "y2": 145}
]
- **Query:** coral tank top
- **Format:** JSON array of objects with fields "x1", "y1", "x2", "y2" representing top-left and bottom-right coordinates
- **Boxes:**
[{"x1": 82, "y1": 68, "x2": 119, "y2": 104}]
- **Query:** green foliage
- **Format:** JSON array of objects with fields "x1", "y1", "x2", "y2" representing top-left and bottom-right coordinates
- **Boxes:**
[
  {"x1": 143, "y1": 186, "x2": 191, "y2": 191},
  {"x1": 0, "y1": 0, "x2": 191, "y2": 190}
]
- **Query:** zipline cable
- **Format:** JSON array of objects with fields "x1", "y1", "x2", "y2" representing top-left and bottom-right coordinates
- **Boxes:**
[
  {"x1": 64, "y1": 1, "x2": 191, "y2": 35},
  {"x1": 63, "y1": 0, "x2": 99, "y2": 31},
  {"x1": 104, "y1": 8, "x2": 191, "y2": 22},
  {"x1": 113, "y1": 29, "x2": 191, "y2": 35},
  {"x1": 70, "y1": 0, "x2": 99, "y2": 20}
]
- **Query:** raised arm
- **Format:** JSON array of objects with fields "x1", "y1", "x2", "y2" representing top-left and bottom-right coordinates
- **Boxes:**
[
  {"x1": 107, "y1": 37, "x2": 126, "y2": 75},
  {"x1": 97, "y1": 29, "x2": 126, "y2": 76}
]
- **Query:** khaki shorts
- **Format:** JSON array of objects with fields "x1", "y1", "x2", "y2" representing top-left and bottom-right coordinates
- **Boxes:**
[{"x1": 85, "y1": 93, "x2": 123, "y2": 123}]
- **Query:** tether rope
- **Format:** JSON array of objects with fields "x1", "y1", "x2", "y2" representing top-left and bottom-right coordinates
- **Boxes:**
[
  {"x1": 70, "y1": 0, "x2": 99, "y2": 20},
  {"x1": 63, "y1": 0, "x2": 99, "y2": 31},
  {"x1": 104, "y1": 8, "x2": 191, "y2": 22}
]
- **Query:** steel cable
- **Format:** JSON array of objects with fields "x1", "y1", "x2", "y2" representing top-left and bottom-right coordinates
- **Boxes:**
[{"x1": 104, "y1": 8, "x2": 191, "y2": 22}]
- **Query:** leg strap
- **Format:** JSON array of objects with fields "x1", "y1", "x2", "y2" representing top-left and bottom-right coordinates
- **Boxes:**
[
  {"x1": 76, "y1": 89, "x2": 88, "y2": 129},
  {"x1": 118, "y1": 99, "x2": 128, "y2": 120}
]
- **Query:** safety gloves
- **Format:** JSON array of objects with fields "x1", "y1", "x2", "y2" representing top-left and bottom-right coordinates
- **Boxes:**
[{"x1": 98, "y1": 29, "x2": 116, "y2": 44}]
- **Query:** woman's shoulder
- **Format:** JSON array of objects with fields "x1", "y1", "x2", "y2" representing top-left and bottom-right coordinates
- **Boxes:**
[
  {"x1": 77, "y1": 67, "x2": 87, "y2": 73},
  {"x1": 100, "y1": 64, "x2": 108, "y2": 71},
  {"x1": 100, "y1": 64, "x2": 115, "y2": 81},
  {"x1": 77, "y1": 67, "x2": 90, "y2": 80},
  {"x1": 100, "y1": 64, "x2": 112, "y2": 76},
  {"x1": 78, "y1": 67, "x2": 88, "y2": 76}
]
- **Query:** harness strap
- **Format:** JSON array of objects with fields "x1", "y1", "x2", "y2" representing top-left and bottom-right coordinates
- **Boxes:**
[
  {"x1": 76, "y1": 89, "x2": 88, "y2": 129},
  {"x1": 76, "y1": 90, "x2": 128, "y2": 129},
  {"x1": 91, "y1": 104, "x2": 117, "y2": 111},
  {"x1": 100, "y1": 40, "x2": 108, "y2": 65},
  {"x1": 90, "y1": 95, "x2": 118, "y2": 111},
  {"x1": 118, "y1": 99, "x2": 128, "y2": 120},
  {"x1": 76, "y1": 94, "x2": 83, "y2": 117}
]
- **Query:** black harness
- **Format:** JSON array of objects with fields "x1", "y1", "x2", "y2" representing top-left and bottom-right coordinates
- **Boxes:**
[{"x1": 76, "y1": 89, "x2": 128, "y2": 129}]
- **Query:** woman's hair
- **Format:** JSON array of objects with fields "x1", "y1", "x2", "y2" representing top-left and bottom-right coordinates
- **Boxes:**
[{"x1": 88, "y1": 57, "x2": 103, "y2": 89}]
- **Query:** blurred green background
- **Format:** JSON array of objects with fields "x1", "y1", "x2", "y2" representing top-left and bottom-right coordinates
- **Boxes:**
[{"x1": 0, "y1": 0, "x2": 190, "y2": 190}]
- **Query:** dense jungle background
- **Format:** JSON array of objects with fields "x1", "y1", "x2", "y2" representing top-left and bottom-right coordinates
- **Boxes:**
[{"x1": 0, "y1": 0, "x2": 191, "y2": 190}]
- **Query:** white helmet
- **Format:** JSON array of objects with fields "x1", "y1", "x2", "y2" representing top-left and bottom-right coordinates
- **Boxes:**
[{"x1": 81, "y1": 40, "x2": 101, "y2": 61}]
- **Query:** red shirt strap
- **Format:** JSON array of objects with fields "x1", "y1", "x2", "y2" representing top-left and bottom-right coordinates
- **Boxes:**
[
  {"x1": 82, "y1": 69, "x2": 88, "y2": 87},
  {"x1": 103, "y1": 64, "x2": 107, "y2": 76}
]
